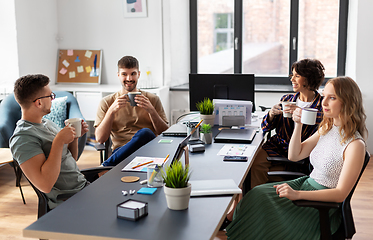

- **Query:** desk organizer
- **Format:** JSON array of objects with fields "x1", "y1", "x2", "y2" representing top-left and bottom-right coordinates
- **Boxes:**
[{"x1": 117, "y1": 199, "x2": 148, "y2": 221}]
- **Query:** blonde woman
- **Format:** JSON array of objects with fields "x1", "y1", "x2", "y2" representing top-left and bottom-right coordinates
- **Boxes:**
[{"x1": 226, "y1": 77, "x2": 367, "y2": 240}]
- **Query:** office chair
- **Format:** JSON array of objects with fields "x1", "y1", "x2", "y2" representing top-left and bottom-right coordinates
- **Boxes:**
[
  {"x1": 13, "y1": 160, "x2": 113, "y2": 219},
  {"x1": 276, "y1": 151, "x2": 370, "y2": 240},
  {"x1": 292, "y1": 151, "x2": 370, "y2": 240},
  {"x1": 267, "y1": 156, "x2": 312, "y2": 181},
  {"x1": 94, "y1": 138, "x2": 112, "y2": 164}
]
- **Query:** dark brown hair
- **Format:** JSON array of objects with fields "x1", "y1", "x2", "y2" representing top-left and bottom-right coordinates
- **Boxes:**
[
  {"x1": 291, "y1": 58, "x2": 325, "y2": 91},
  {"x1": 14, "y1": 74, "x2": 50, "y2": 107},
  {"x1": 117, "y1": 56, "x2": 139, "y2": 71}
]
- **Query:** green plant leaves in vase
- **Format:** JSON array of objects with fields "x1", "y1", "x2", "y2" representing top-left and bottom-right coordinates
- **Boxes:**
[
  {"x1": 196, "y1": 98, "x2": 214, "y2": 115},
  {"x1": 200, "y1": 123, "x2": 212, "y2": 133},
  {"x1": 162, "y1": 161, "x2": 191, "y2": 188}
]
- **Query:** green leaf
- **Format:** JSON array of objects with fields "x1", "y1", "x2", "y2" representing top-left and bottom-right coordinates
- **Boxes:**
[
  {"x1": 196, "y1": 98, "x2": 214, "y2": 115},
  {"x1": 161, "y1": 161, "x2": 191, "y2": 188}
]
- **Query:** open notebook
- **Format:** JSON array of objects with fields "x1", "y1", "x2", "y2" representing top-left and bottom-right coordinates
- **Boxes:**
[{"x1": 189, "y1": 179, "x2": 242, "y2": 197}]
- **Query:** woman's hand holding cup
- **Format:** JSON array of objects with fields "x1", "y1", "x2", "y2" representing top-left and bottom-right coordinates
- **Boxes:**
[
  {"x1": 292, "y1": 108, "x2": 303, "y2": 124},
  {"x1": 269, "y1": 103, "x2": 282, "y2": 118}
]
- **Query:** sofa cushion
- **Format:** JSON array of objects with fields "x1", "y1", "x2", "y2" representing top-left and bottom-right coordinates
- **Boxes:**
[{"x1": 43, "y1": 96, "x2": 68, "y2": 129}]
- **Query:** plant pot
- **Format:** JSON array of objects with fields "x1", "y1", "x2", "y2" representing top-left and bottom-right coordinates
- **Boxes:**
[
  {"x1": 200, "y1": 114, "x2": 215, "y2": 126},
  {"x1": 163, "y1": 183, "x2": 191, "y2": 210},
  {"x1": 200, "y1": 132, "x2": 212, "y2": 144}
]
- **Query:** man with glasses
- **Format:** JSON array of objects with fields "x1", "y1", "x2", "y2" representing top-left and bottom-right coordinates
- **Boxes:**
[
  {"x1": 94, "y1": 56, "x2": 169, "y2": 166},
  {"x1": 10, "y1": 74, "x2": 90, "y2": 209},
  {"x1": 33, "y1": 92, "x2": 56, "y2": 102}
]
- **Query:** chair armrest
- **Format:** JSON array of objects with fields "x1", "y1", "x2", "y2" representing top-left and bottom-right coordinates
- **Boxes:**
[
  {"x1": 258, "y1": 105, "x2": 271, "y2": 111},
  {"x1": 94, "y1": 142, "x2": 106, "y2": 151},
  {"x1": 57, "y1": 193, "x2": 76, "y2": 201},
  {"x1": 81, "y1": 166, "x2": 113, "y2": 183},
  {"x1": 267, "y1": 157, "x2": 306, "y2": 165},
  {"x1": 293, "y1": 200, "x2": 340, "y2": 209},
  {"x1": 268, "y1": 171, "x2": 307, "y2": 179}
]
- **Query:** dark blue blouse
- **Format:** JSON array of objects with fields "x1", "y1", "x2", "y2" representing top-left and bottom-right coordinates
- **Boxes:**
[{"x1": 261, "y1": 91, "x2": 323, "y2": 157}]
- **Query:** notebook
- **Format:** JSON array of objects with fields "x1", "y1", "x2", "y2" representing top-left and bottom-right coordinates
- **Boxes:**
[
  {"x1": 214, "y1": 128, "x2": 257, "y2": 143},
  {"x1": 162, "y1": 123, "x2": 187, "y2": 137},
  {"x1": 189, "y1": 179, "x2": 242, "y2": 197}
]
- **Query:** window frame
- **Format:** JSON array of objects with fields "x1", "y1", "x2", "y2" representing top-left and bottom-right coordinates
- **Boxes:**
[{"x1": 190, "y1": 0, "x2": 349, "y2": 85}]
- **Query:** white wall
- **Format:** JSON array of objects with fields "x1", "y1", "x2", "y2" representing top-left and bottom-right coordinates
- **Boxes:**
[
  {"x1": 162, "y1": 0, "x2": 190, "y2": 87},
  {"x1": 56, "y1": 0, "x2": 164, "y2": 87},
  {"x1": 0, "y1": 0, "x2": 19, "y2": 90},
  {"x1": 346, "y1": 0, "x2": 373, "y2": 152},
  {"x1": 15, "y1": 0, "x2": 58, "y2": 81}
]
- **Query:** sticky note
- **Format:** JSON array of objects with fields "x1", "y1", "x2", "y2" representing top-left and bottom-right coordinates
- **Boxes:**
[
  {"x1": 67, "y1": 49, "x2": 74, "y2": 56},
  {"x1": 85, "y1": 66, "x2": 92, "y2": 73},
  {"x1": 59, "y1": 68, "x2": 67, "y2": 75},
  {"x1": 69, "y1": 71, "x2": 76, "y2": 78},
  {"x1": 62, "y1": 60, "x2": 70, "y2": 68},
  {"x1": 85, "y1": 50, "x2": 92, "y2": 58},
  {"x1": 137, "y1": 187, "x2": 157, "y2": 195},
  {"x1": 77, "y1": 65, "x2": 84, "y2": 73}
]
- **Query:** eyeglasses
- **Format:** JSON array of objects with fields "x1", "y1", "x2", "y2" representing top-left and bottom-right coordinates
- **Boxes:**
[{"x1": 33, "y1": 92, "x2": 56, "y2": 102}]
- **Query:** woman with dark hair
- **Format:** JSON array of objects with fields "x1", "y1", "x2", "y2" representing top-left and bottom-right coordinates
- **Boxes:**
[
  {"x1": 251, "y1": 58, "x2": 326, "y2": 188},
  {"x1": 226, "y1": 76, "x2": 367, "y2": 239}
]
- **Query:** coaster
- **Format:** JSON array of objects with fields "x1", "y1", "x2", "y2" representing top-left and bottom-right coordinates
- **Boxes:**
[{"x1": 121, "y1": 176, "x2": 140, "y2": 183}]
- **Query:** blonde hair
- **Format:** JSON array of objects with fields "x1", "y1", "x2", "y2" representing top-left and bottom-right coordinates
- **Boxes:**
[{"x1": 319, "y1": 76, "x2": 367, "y2": 143}]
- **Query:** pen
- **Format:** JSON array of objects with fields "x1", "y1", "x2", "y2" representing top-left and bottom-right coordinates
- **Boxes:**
[
  {"x1": 132, "y1": 160, "x2": 153, "y2": 169},
  {"x1": 163, "y1": 154, "x2": 170, "y2": 163},
  {"x1": 190, "y1": 119, "x2": 203, "y2": 136},
  {"x1": 195, "y1": 119, "x2": 203, "y2": 128},
  {"x1": 150, "y1": 154, "x2": 169, "y2": 183}
]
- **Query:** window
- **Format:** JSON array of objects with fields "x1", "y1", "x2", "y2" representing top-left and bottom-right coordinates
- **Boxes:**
[
  {"x1": 190, "y1": 0, "x2": 348, "y2": 85},
  {"x1": 214, "y1": 13, "x2": 234, "y2": 53}
]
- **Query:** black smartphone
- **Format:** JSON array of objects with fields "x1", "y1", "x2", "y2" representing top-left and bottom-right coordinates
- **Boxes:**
[{"x1": 223, "y1": 156, "x2": 248, "y2": 162}]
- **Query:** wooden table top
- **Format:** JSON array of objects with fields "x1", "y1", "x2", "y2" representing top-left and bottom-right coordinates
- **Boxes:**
[{"x1": 0, "y1": 148, "x2": 13, "y2": 165}]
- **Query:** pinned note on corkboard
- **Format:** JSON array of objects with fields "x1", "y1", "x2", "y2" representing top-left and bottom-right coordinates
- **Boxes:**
[{"x1": 57, "y1": 49, "x2": 102, "y2": 84}]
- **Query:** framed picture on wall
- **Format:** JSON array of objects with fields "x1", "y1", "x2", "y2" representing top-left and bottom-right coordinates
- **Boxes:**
[{"x1": 123, "y1": 0, "x2": 147, "y2": 18}]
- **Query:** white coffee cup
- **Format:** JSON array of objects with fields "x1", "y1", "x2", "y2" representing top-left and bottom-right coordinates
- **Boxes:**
[
  {"x1": 281, "y1": 101, "x2": 296, "y2": 118},
  {"x1": 127, "y1": 92, "x2": 141, "y2": 106},
  {"x1": 301, "y1": 108, "x2": 318, "y2": 125},
  {"x1": 65, "y1": 118, "x2": 82, "y2": 137}
]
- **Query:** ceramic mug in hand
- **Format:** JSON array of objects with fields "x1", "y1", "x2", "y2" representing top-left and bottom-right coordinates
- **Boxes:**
[
  {"x1": 301, "y1": 108, "x2": 318, "y2": 125},
  {"x1": 281, "y1": 101, "x2": 296, "y2": 118},
  {"x1": 64, "y1": 118, "x2": 82, "y2": 137},
  {"x1": 127, "y1": 92, "x2": 141, "y2": 106}
]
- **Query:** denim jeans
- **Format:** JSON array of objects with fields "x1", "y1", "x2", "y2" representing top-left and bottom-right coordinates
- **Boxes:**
[{"x1": 101, "y1": 128, "x2": 156, "y2": 166}]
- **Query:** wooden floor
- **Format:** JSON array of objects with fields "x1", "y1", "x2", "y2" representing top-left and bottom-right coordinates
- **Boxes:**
[{"x1": 0, "y1": 146, "x2": 371, "y2": 240}]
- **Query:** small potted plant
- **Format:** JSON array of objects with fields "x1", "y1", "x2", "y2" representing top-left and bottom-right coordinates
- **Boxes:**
[
  {"x1": 162, "y1": 161, "x2": 192, "y2": 210},
  {"x1": 200, "y1": 123, "x2": 212, "y2": 144},
  {"x1": 196, "y1": 98, "x2": 215, "y2": 126}
]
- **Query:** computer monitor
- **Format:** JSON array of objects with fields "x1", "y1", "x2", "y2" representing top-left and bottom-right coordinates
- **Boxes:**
[{"x1": 189, "y1": 74, "x2": 255, "y2": 112}]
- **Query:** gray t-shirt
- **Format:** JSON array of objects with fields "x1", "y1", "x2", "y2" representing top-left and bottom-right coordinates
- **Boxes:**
[{"x1": 10, "y1": 119, "x2": 86, "y2": 209}]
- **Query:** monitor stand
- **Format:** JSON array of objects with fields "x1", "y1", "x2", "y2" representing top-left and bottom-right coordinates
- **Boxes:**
[{"x1": 180, "y1": 146, "x2": 189, "y2": 165}]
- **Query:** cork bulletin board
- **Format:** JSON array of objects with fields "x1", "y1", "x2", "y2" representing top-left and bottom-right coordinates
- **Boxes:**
[{"x1": 57, "y1": 49, "x2": 102, "y2": 84}]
